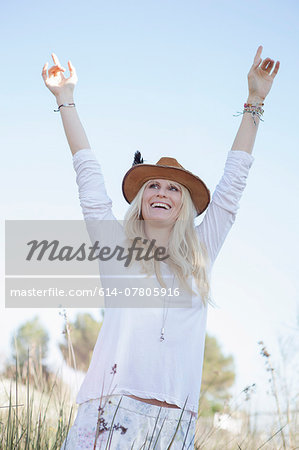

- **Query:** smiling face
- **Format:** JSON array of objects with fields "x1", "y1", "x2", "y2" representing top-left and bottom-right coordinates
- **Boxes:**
[{"x1": 141, "y1": 178, "x2": 183, "y2": 225}]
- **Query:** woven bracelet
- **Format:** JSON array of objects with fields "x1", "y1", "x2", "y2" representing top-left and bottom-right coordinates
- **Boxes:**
[{"x1": 234, "y1": 102, "x2": 264, "y2": 126}]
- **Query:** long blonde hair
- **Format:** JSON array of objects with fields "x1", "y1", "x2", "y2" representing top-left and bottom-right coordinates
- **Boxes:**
[{"x1": 123, "y1": 180, "x2": 211, "y2": 305}]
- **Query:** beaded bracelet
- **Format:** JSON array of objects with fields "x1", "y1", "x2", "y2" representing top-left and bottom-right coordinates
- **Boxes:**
[
  {"x1": 54, "y1": 103, "x2": 76, "y2": 112},
  {"x1": 234, "y1": 102, "x2": 264, "y2": 126}
]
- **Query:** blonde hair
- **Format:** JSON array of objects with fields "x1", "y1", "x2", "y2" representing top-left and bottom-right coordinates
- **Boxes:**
[{"x1": 123, "y1": 180, "x2": 211, "y2": 305}]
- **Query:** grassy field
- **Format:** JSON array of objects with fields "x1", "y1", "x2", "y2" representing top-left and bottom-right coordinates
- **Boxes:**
[
  {"x1": 1, "y1": 363, "x2": 297, "y2": 449},
  {"x1": 1, "y1": 333, "x2": 298, "y2": 450}
]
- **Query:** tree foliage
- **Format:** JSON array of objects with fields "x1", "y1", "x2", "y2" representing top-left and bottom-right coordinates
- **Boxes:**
[
  {"x1": 199, "y1": 334, "x2": 235, "y2": 416},
  {"x1": 59, "y1": 312, "x2": 102, "y2": 371},
  {"x1": 11, "y1": 316, "x2": 49, "y2": 367}
]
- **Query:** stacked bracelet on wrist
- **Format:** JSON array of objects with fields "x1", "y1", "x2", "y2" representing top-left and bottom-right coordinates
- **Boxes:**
[
  {"x1": 54, "y1": 103, "x2": 76, "y2": 112},
  {"x1": 234, "y1": 102, "x2": 264, "y2": 126}
]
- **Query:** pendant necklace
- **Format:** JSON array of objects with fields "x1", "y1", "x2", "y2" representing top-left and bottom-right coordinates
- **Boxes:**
[{"x1": 160, "y1": 274, "x2": 175, "y2": 342}]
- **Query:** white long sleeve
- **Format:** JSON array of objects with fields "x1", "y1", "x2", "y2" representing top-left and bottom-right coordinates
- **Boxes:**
[
  {"x1": 197, "y1": 150, "x2": 254, "y2": 265},
  {"x1": 73, "y1": 149, "x2": 116, "y2": 221}
]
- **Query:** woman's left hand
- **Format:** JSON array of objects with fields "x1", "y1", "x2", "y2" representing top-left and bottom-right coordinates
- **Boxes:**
[{"x1": 247, "y1": 45, "x2": 280, "y2": 103}]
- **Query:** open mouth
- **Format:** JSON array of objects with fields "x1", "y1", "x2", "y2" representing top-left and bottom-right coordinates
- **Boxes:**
[{"x1": 150, "y1": 202, "x2": 171, "y2": 210}]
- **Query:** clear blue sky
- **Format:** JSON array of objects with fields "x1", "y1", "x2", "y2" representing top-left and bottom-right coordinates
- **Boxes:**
[{"x1": 1, "y1": 0, "x2": 299, "y2": 417}]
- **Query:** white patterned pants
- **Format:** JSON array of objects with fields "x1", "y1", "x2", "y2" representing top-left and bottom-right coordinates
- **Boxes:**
[{"x1": 61, "y1": 394, "x2": 196, "y2": 449}]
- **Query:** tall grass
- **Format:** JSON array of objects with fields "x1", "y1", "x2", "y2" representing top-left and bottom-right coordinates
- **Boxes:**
[
  {"x1": 2, "y1": 359, "x2": 297, "y2": 449},
  {"x1": 0, "y1": 358, "x2": 74, "y2": 449},
  {"x1": 1, "y1": 322, "x2": 297, "y2": 449},
  {"x1": 1, "y1": 363, "x2": 192, "y2": 449},
  {"x1": 192, "y1": 341, "x2": 298, "y2": 449}
]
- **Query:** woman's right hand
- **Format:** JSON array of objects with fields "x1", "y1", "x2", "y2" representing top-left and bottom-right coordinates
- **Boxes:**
[{"x1": 42, "y1": 53, "x2": 78, "y2": 101}]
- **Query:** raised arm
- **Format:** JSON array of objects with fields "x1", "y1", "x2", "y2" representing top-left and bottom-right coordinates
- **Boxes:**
[
  {"x1": 41, "y1": 54, "x2": 117, "y2": 224},
  {"x1": 197, "y1": 46, "x2": 280, "y2": 266},
  {"x1": 42, "y1": 53, "x2": 90, "y2": 155},
  {"x1": 231, "y1": 45, "x2": 280, "y2": 154}
]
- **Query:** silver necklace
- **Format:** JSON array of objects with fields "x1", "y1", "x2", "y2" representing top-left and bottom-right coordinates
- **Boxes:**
[{"x1": 160, "y1": 274, "x2": 175, "y2": 342}]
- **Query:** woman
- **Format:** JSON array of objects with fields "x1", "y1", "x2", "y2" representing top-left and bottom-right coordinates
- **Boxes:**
[{"x1": 42, "y1": 46, "x2": 279, "y2": 449}]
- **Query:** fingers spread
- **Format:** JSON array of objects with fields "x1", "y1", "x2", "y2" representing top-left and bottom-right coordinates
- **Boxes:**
[
  {"x1": 68, "y1": 60, "x2": 75, "y2": 75},
  {"x1": 261, "y1": 58, "x2": 271, "y2": 70},
  {"x1": 253, "y1": 45, "x2": 263, "y2": 67},
  {"x1": 41, "y1": 62, "x2": 48, "y2": 80},
  {"x1": 68, "y1": 60, "x2": 78, "y2": 82},
  {"x1": 262, "y1": 59, "x2": 276, "y2": 75},
  {"x1": 51, "y1": 52, "x2": 63, "y2": 68},
  {"x1": 254, "y1": 57, "x2": 262, "y2": 69},
  {"x1": 271, "y1": 61, "x2": 280, "y2": 78},
  {"x1": 266, "y1": 60, "x2": 274, "y2": 73}
]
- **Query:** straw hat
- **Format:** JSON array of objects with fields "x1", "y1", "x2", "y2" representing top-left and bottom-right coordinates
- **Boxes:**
[{"x1": 122, "y1": 152, "x2": 210, "y2": 216}]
